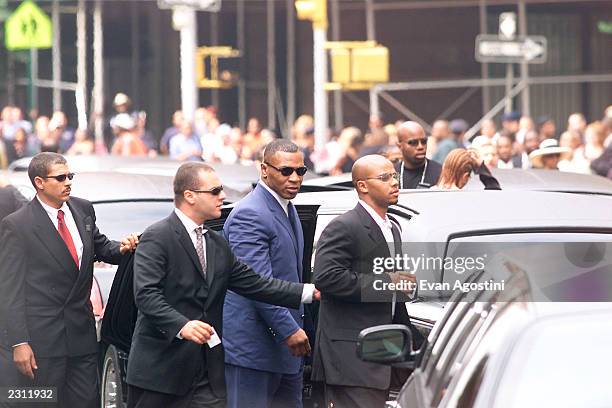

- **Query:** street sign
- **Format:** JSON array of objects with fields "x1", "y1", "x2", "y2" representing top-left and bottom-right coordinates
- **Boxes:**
[
  {"x1": 5, "y1": 0, "x2": 52, "y2": 50},
  {"x1": 157, "y1": 0, "x2": 221, "y2": 12},
  {"x1": 475, "y1": 34, "x2": 547, "y2": 64}
]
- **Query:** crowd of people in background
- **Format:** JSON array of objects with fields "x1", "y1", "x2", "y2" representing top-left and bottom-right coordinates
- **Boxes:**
[{"x1": 1, "y1": 91, "x2": 612, "y2": 179}]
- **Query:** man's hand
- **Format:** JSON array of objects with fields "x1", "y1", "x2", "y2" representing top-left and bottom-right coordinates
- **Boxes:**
[
  {"x1": 13, "y1": 344, "x2": 37, "y2": 380},
  {"x1": 285, "y1": 328, "x2": 311, "y2": 357},
  {"x1": 119, "y1": 233, "x2": 139, "y2": 254},
  {"x1": 313, "y1": 288, "x2": 321, "y2": 301},
  {"x1": 179, "y1": 321, "x2": 214, "y2": 345},
  {"x1": 388, "y1": 272, "x2": 417, "y2": 295}
]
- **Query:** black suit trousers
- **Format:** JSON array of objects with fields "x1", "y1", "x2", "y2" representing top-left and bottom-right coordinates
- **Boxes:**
[{"x1": 0, "y1": 348, "x2": 97, "y2": 408}]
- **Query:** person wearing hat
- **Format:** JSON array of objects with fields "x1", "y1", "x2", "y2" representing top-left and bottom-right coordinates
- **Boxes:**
[
  {"x1": 110, "y1": 113, "x2": 148, "y2": 157},
  {"x1": 529, "y1": 139, "x2": 571, "y2": 170},
  {"x1": 108, "y1": 93, "x2": 138, "y2": 150}
]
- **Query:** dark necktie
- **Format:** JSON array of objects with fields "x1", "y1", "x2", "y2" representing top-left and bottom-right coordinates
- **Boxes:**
[
  {"x1": 194, "y1": 227, "x2": 207, "y2": 278},
  {"x1": 287, "y1": 202, "x2": 300, "y2": 243},
  {"x1": 57, "y1": 209, "x2": 79, "y2": 267}
]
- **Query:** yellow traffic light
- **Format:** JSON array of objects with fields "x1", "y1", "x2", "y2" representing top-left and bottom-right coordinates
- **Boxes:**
[
  {"x1": 196, "y1": 46, "x2": 241, "y2": 89},
  {"x1": 295, "y1": 0, "x2": 327, "y2": 29},
  {"x1": 325, "y1": 41, "x2": 389, "y2": 90}
]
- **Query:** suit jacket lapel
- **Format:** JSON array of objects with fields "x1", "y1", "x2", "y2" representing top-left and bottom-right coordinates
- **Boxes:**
[
  {"x1": 204, "y1": 231, "x2": 215, "y2": 286},
  {"x1": 31, "y1": 199, "x2": 79, "y2": 276},
  {"x1": 170, "y1": 213, "x2": 205, "y2": 279},
  {"x1": 259, "y1": 185, "x2": 299, "y2": 256},
  {"x1": 355, "y1": 203, "x2": 391, "y2": 258}
]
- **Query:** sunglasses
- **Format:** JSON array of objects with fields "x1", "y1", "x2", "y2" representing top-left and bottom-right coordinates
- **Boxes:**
[
  {"x1": 42, "y1": 173, "x2": 75, "y2": 182},
  {"x1": 404, "y1": 137, "x2": 428, "y2": 147},
  {"x1": 364, "y1": 172, "x2": 399, "y2": 182},
  {"x1": 265, "y1": 162, "x2": 308, "y2": 177},
  {"x1": 192, "y1": 186, "x2": 224, "y2": 196}
]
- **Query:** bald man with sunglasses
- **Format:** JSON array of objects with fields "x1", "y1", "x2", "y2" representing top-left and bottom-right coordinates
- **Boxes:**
[
  {"x1": 0, "y1": 152, "x2": 138, "y2": 408},
  {"x1": 395, "y1": 121, "x2": 442, "y2": 189}
]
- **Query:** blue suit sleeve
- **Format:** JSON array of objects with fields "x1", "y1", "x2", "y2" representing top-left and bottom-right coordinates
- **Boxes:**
[{"x1": 224, "y1": 206, "x2": 300, "y2": 343}]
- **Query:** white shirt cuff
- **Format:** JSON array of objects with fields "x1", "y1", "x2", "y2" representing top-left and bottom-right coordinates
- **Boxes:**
[
  {"x1": 12, "y1": 342, "x2": 28, "y2": 348},
  {"x1": 301, "y1": 283, "x2": 315, "y2": 304}
]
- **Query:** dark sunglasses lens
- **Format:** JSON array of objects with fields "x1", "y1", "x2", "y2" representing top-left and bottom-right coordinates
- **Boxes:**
[
  {"x1": 279, "y1": 168, "x2": 292, "y2": 176},
  {"x1": 211, "y1": 186, "x2": 223, "y2": 195},
  {"x1": 67, "y1": 173, "x2": 75, "y2": 180},
  {"x1": 295, "y1": 167, "x2": 308, "y2": 176},
  {"x1": 407, "y1": 138, "x2": 427, "y2": 147},
  {"x1": 55, "y1": 175, "x2": 67, "y2": 182}
]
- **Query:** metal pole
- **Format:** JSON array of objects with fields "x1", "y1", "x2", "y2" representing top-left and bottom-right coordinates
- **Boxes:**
[
  {"x1": 330, "y1": 0, "x2": 343, "y2": 130},
  {"x1": 76, "y1": 0, "x2": 87, "y2": 129},
  {"x1": 518, "y1": 0, "x2": 530, "y2": 116},
  {"x1": 131, "y1": 1, "x2": 140, "y2": 108},
  {"x1": 505, "y1": 63, "x2": 513, "y2": 113},
  {"x1": 286, "y1": 0, "x2": 296, "y2": 131},
  {"x1": 176, "y1": 7, "x2": 198, "y2": 121},
  {"x1": 365, "y1": 0, "x2": 379, "y2": 117},
  {"x1": 313, "y1": 27, "x2": 328, "y2": 151},
  {"x1": 93, "y1": 0, "x2": 104, "y2": 149},
  {"x1": 479, "y1": 0, "x2": 490, "y2": 115},
  {"x1": 30, "y1": 48, "x2": 38, "y2": 113},
  {"x1": 237, "y1": 0, "x2": 246, "y2": 130},
  {"x1": 7, "y1": 50, "x2": 15, "y2": 105},
  {"x1": 211, "y1": 12, "x2": 219, "y2": 109},
  {"x1": 267, "y1": 0, "x2": 276, "y2": 130},
  {"x1": 52, "y1": 0, "x2": 62, "y2": 111}
]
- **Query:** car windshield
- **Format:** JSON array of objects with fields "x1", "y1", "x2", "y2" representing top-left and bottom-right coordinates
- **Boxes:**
[{"x1": 92, "y1": 201, "x2": 174, "y2": 240}]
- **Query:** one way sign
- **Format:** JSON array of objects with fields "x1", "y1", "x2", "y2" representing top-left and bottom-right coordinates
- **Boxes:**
[{"x1": 475, "y1": 34, "x2": 547, "y2": 64}]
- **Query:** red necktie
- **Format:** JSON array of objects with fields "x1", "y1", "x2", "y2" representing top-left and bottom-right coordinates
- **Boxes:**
[{"x1": 57, "y1": 210, "x2": 79, "y2": 268}]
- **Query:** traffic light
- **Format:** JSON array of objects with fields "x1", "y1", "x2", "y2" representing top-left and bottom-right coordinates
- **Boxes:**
[
  {"x1": 195, "y1": 46, "x2": 241, "y2": 89},
  {"x1": 295, "y1": 0, "x2": 327, "y2": 29},
  {"x1": 326, "y1": 41, "x2": 389, "y2": 90}
]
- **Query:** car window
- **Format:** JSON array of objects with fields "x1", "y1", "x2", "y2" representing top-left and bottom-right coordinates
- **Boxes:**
[
  {"x1": 444, "y1": 232, "x2": 612, "y2": 301},
  {"x1": 93, "y1": 201, "x2": 175, "y2": 240}
]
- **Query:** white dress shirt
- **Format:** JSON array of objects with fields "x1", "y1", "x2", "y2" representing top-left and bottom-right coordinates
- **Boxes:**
[{"x1": 37, "y1": 196, "x2": 84, "y2": 269}]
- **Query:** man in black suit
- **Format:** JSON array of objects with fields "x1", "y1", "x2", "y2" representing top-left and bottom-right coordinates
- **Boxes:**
[
  {"x1": 0, "y1": 152, "x2": 138, "y2": 408},
  {"x1": 312, "y1": 154, "x2": 423, "y2": 408},
  {"x1": 0, "y1": 180, "x2": 27, "y2": 221},
  {"x1": 126, "y1": 162, "x2": 319, "y2": 408}
]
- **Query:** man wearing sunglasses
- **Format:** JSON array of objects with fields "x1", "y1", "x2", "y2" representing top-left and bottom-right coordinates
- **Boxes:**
[
  {"x1": 0, "y1": 152, "x2": 139, "y2": 408},
  {"x1": 395, "y1": 121, "x2": 442, "y2": 189},
  {"x1": 126, "y1": 162, "x2": 318, "y2": 408},
  {"x1": 312, "y1": 155, "x2": 424, "y2": 408},
  {"x1": 222, "y1": 139, "x2": 311, "y2": 408}
]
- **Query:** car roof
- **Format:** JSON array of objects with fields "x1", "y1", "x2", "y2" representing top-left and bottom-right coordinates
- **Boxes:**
[
  {"x1": 301, "y1": 168, "x2": 612, "y2": 195},
  {"x1": 294, "y1": 189, "x2": 612, "y2": 241},
  {"x1": 8, "y1": 156, "x2": 259, "y2": 197},
  {"x1": 3, "y1": 171, "x2": 175, "y2": 202}
]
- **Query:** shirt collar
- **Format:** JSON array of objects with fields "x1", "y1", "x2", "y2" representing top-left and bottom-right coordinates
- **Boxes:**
[
  {"x1": 37, "y1": 195, "x2": 70, "y2": 219},
  {"x1": 259, "y1": 180, "x2": 289, "y2": 215},
  {"x1": 174, "y1": 207, "x2": 207, "y2": 235},
  {"x1": 358, "y1": 200, "x2": 392, "y2": 231}
]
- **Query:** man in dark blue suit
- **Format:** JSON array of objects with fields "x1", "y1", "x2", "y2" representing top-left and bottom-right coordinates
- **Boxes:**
[{"x1": 223, "y1": 139, "x2": 310, "y2": 408}]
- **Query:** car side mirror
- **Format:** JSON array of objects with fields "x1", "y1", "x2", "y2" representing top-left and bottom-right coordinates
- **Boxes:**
[{"x1": 357, "y1": 324, "x2": 416, "y2": 367}]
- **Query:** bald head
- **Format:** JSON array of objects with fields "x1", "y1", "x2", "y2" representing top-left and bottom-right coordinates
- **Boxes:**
[
  {"x1": 397, "y1": 121, "x2": 425, "y2": 140},
  {"x1": 352, "y1": 155, "x2": 390, "y2": 184},
  {"x1": 352, "y1": 154, "x2": 399, "y2": 213}
]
